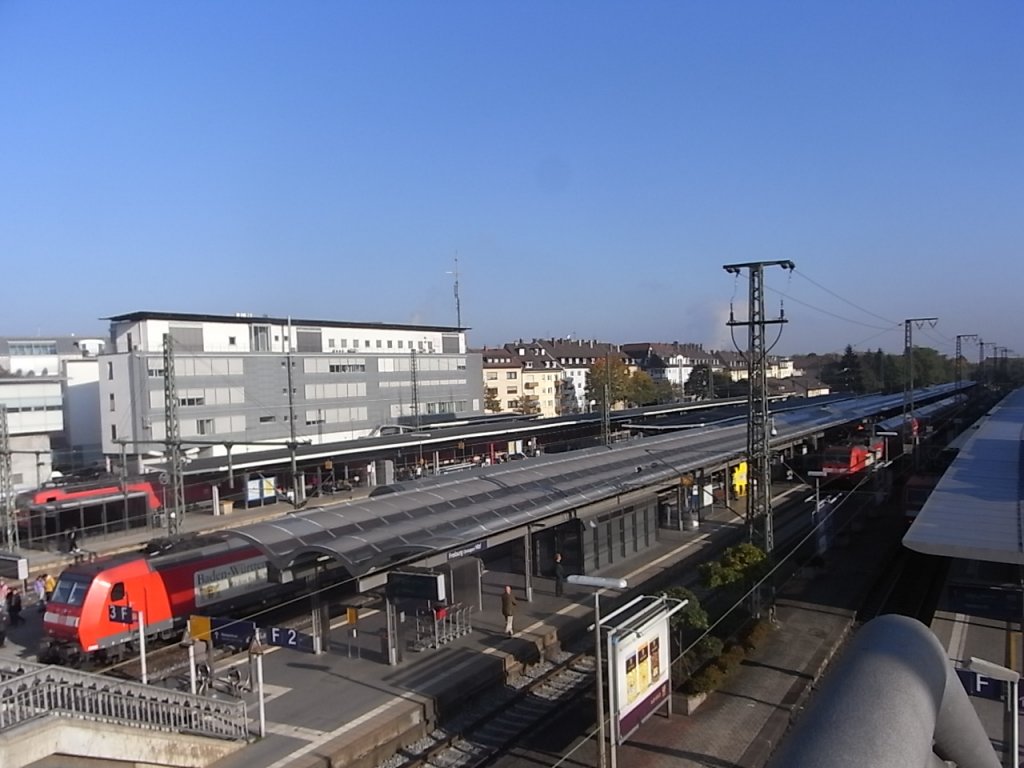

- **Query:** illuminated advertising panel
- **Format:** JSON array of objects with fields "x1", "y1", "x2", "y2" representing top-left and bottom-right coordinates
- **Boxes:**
[{"x1": 610, "y1": 610, "x2": 671, "y2": 744}]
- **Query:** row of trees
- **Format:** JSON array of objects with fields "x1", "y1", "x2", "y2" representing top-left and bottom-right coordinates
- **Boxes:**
[{"x1": 487, "y1": 345, "x2": 1024, "y2": 415}]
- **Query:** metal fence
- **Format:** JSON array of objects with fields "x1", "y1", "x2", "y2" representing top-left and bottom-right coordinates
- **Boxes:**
[{"x1": 0, "y1": 659, "x2": 248, "y2": 741}]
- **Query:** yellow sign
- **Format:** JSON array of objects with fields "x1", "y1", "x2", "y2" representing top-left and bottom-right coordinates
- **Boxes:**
[
  {"x1": 346, "y1": 607, "x2": 359, "y2": 625},
  {"x1": 189, "y1": 615, "x2": 212, "y2": 643}
]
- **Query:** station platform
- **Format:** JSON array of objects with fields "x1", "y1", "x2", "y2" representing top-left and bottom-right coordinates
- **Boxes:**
[{"x1": 2, "y1": 485, "x2": 986, "y2": 768}]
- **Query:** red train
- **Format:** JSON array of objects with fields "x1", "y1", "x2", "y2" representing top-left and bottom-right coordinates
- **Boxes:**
[
  {"x1": 41, "y1": 535, "x2": 297, "y2": 665},
  {"x1": 819, "y1": 436, "x2": 887, "y2": 476}
]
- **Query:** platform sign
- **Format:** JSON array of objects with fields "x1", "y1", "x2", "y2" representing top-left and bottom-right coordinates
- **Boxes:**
[
  {"x1": 956, "y1": 668, "x2": 1024, "y2": 707},
  {"x1": 210, "y1": 617, "x2": 257, "y2": 648},
  {"x1": 108, "y1": 604, "x2": 133, "y2": 624},
  {"x1": 264, "y1": 625, "x2": 314, "y2": 653},
  {"x1": 386, "y1": 571, "x2": 446, "y2": 602}
]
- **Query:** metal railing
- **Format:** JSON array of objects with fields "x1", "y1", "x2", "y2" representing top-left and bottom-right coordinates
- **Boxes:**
[{"x1": 0, "y1": 659, "x2": 248, "y2": 741}]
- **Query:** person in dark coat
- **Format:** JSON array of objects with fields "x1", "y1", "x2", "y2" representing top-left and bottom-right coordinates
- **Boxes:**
[
  {"x1": 0, "y1": 605, "x2": 8, "y2": 647},
  {"x1": 8, "y1": 590, "x2": 22, "y2": 626},
  {"x1": 554, "y1": 553, "x2": 566, "y2": 597},
  {"x1": 501, "y1": 585, "x2": 517, "y2": 637}
]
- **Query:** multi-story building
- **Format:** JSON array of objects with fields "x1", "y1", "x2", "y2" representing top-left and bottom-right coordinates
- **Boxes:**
[
  {"x1": 480, "y1": 348, "x2": 524, "y2": 414},
  {"x1": 529, "y1": 338, "x2": 623, "y2": 414},
  {"x1": 717, "y1": 351, "x2": 797, "y2": 382},
  {"x1": 0, "y1": 336, "x2": 107, "y2": 485},
  {"x1": 621, "y1": 342, "x2": 719, "y2": 394},
  {"x1": 98, "y1": 311, "x2": 481, "y2": 464}
]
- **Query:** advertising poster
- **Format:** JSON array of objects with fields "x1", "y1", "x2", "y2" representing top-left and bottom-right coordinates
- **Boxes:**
[
  {"x1": 611, "y1": 610, "x2": 671, "y2": 744},
  {"x1": 638, "y1": 642, "x2": 651, "y2": 691},
  {"x1": 626, "y1": 653, "x2": 638, "y2": 704}
]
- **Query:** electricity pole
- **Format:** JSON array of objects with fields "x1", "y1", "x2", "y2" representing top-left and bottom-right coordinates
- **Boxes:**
[
  {"x1": 723, "y1": 259, "x2": 795, "y2": 616},
  {"x1": 0, "y1": 406, "x2": 18, "y2": 550},
  {"x1": 955, "y1": 334, "x2": 977, "y2": 391},
  {"x1": 162, "y1": 334, "x2": 185, "y2": 536},
  {"x1": 903, "y1": 317, "x2": 938, "y2": 427}
]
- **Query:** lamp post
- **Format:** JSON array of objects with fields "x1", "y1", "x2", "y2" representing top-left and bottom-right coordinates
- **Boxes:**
[
  {"x1": 568, "y1": 574, "x2": 628, "y2": 768},
  {"x1": 966, "y1": 656, "x2": 1019, "y2": 767},
  {"x1": 249, "y1": 629, "x2": 267, "y2": 738}
]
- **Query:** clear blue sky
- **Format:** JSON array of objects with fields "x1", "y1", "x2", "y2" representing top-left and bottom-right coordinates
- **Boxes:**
[{"x1": 2, "y1": 3, "x2": 1021, "y2": 359}]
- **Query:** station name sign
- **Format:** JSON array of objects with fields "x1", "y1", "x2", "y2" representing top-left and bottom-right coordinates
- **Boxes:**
[{"x1": 446, "y1": 540, "x2": 487, "y2": 560}]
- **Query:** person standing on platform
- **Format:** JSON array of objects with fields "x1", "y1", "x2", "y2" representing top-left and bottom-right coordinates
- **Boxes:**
[
  {"x1": 501, "y1": 585, "x2": 517, "y2": 637},
  {"x1": 43, "y1": 573, "x2": 56, "y2": 603},
  {"x1": 34, "y1": 576, "x2": 46, "y2": 612},
  {"x1": 554, "y1": 553, "x2": 566, "y2": 597}
]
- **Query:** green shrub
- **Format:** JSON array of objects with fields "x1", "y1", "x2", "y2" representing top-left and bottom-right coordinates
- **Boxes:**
[
  {"x1": 714, "y1": 643, "x2": 746, "y2": 675},
  {"x1": 683, "y1": 663, "x2": 725, "y2": 695},
  {"x1": 740, "y1": 619, "x2": 772, "y2": 651}
]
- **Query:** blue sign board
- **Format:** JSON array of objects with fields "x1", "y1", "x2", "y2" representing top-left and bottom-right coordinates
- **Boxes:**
[
  {"x1": 108, "y1": 604, "x2": 133, "y2": 624},
  {"x1": 211, "y1": 617, "x2": 257, "y2": 648},
  {"x1": 956, "y1": 668, "x2": 1024, "y2": 707},
  {"x1": 263, "y1": 625, "x2": 315, "y2": 653}
]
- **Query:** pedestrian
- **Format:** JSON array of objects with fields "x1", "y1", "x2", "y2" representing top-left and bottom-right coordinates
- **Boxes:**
[
  {"x1": 67, "y1": 526, "x2": 81, "y2": 554},
  {"x1": 34, "y1": 576, "x2": 46, "y2": 612},
  {"x1": 9, "y1": 590, "x2": 22, "y2": 626},
  {"x1": 0, "y1": 604, "x2": 8, "y2": 647},
  {"x1": 501, "y1": 585, "x2": 517, "y2": 637},
  {"x1": 554, "y1": 553, "x2": 566, "y2": 597},
  {"x1": 44, "y1": 573, "x2": 56, "y2": 603}
]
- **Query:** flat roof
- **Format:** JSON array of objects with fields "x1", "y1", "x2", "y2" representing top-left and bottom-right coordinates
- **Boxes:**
[
  {"x1": 904, "y1": 388, "x2": 1024, "y2": 564},
  {"x1": 103, "y1": 310, "x2": 466, "y2": 333}
]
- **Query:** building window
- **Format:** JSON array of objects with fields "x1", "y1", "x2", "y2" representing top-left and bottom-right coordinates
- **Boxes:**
[
  {"x1": 486, "y1": 372, "x2": 498, "y2": 380},
  {"x1": 107, "y1": 362, "x2": 114, "y2": 380},
  {"x1": 387, "y1": 340, "x2": 393, "y2": 349},
  {"x1": 179, "y1": 395, "x2": 205, "y2": 407},
  {"x1": 110, "y1": 424, "x2": 117, "y2": 441},
  {"x1": 108, "y1": 393, "x2": 115, "y2": 412},
  {"x1": 228, "y1": 336, "x2": 237, "y2": 346},
  {"x1": 376, "y1": 340, "x2": 382, "y2": 348},
  {"x1": 196, "y1": 419, "x2": 214, "y2": 435},
  {"x1": 259, "y1": 415, "x2": 275, "y2": 423},
  {"x1": 506, "y1": 371, "x2": 517, "y2": 380}
]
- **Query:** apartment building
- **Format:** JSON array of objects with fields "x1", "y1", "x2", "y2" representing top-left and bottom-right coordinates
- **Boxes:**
[
  {"x1": 99, "y1": 311, "x2": 482, "y2": 463},
  {"x1": 621, "y1": 342, "x2": 719, "y2": 393},
  {"x1": 479, "y1": 338, "x2": 628, "y2": 417}
]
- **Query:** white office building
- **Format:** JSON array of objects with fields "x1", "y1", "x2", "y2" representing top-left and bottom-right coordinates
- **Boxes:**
[{"x1": 98, "y1": 311, "x2": 482, "y2": 464}]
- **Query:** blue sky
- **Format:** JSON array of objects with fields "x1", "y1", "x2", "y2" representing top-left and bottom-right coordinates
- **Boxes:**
[{"x1": 1, "y1": 3, "x2": 1021, "y2": 359}]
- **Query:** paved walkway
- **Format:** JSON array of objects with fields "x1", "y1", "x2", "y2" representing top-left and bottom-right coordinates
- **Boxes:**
[{"x1": 607, "y1": 509, "x2": 904, "y2": 768}]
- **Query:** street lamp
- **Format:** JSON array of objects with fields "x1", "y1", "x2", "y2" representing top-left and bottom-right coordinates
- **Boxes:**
[
  {"x1": 966, "y1": 656, "x2": 1019, "y2": 767},
  {"x1": 568, "y1": 574, "x2": 628, "y2": 768}
]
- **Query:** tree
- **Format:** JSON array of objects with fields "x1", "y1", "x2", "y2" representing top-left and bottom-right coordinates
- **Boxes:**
[
  {"x1": 653, "y1": 379, "x2": 678, "y2": 404},
  {"x1": 698, "y1": 542, "x2": 767, "y2": 590},
  {"x1": 626, "y1": 370, "x2": 658, "y2": 407},
  {"x1": 518, "y1": 393, "x2": 541, "y2": 416},
  {"x1": 585, "y1": 356, "x2": 631, "y2": 411},
  {"x1": 484, "y1": 388, "x2": 501, "y2": 413}
]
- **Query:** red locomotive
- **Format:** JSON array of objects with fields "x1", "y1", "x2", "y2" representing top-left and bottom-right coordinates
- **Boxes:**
[
  {"x1": 41, "y1": 535, "x2": 295, "y2": 665},
  {"x1": 819, "y1": 437, "x2": 886, "y2": 476}
]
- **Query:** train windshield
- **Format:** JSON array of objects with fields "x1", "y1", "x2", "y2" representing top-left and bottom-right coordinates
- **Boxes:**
[{"x1": 51, "y1": 575, "x2": 90, "y2": 607}]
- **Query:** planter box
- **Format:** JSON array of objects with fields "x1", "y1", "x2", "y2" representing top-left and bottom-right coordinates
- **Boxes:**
[{"x1": 681, "y1": 691, "x2": 708, "y2": 716}]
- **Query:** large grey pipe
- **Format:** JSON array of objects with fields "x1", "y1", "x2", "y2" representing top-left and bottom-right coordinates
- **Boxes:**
[{"x1": 768, "y1": 614, "x2": 999, "y2": 768}]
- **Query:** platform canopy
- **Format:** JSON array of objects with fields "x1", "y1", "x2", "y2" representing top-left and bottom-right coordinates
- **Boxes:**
[{"x1": 904, "y1": 388, "x2": 1024, "y2": 564}]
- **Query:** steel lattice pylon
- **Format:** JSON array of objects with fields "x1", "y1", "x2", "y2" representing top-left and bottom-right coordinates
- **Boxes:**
[
  {"x1": 724, "y1": 260, "x2": 794, "y2": 614},
  {"x1": 0, "y1": 406, "x2": 18, "y2": 550},
  {"x1": 163, "y1": 333, "x2": 186, "y2": 535}
]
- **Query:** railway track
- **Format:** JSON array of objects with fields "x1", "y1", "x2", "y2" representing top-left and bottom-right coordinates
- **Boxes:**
[{"x1": 378, "y1": 650, "x2": 594, "y2": 768}]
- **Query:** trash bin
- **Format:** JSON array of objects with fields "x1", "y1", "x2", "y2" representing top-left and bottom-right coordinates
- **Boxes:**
[{"x1": 220, "y1": 500, "x2": 234, "y2": 516}]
